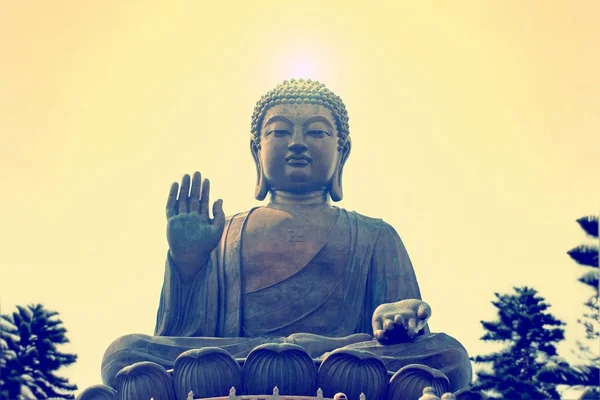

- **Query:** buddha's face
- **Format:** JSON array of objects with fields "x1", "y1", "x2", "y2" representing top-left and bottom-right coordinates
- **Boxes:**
[{"x1": 257, "y1": 104, "x2": 341, "y2": 194}]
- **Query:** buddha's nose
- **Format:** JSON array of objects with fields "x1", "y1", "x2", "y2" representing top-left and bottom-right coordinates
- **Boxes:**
[{"x1": 288, "y1": 128, "x2": 308, "y2": 153}]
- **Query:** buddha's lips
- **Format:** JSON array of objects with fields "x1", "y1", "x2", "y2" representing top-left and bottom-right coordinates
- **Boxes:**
[{"x1": 286, "y1": 155, "x2": 311, "y2": 165}]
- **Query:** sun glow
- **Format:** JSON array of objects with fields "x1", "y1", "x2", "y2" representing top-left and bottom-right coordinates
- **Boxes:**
[
  {"x1": 1, "y1": 2, "x2": 598, "y2": 398},
  {"x1": 288, "y1": 56, "x2": 317, "y2": 79}
]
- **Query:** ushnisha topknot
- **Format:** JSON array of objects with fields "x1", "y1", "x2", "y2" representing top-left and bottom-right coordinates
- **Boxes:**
[{"x1": 251, "y1": 78, "x2": 350, "y2": 150}]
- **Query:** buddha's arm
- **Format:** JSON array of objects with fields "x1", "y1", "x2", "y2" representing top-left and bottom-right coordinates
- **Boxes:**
[
  {"x1": 366, "y1": 221, "x2": 431, "y2": 338},
  {"x1": 158, "y1": 170, "x2": 228, "y2": 337},
  {"x1": 154, "y1": 252, "x2": 213, "y2": 337}
]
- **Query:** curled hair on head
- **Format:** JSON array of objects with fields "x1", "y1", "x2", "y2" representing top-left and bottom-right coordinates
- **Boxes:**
[{"x1": 250, "y1": 79, "x2": 350, "y2": 148}]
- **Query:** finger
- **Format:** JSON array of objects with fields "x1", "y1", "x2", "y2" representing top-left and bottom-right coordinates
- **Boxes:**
[
  {"x1": 373, "y1": 318, "x2": 383, "y2": 333},
  {"x1": 178, "y1": 174, "x2": 191, "y2": 213},
  {"x1": 383, "y1": 318, "x2": 395, "y2": 332},
  {"x1": 417, "y1": 303, "x2": 431, "y2": 320},
  {"x1": 200, "y1": 178, "x2": 211, "y2": 216},
  {"x1": 394, "y1": 314, "x2": 407, "y2": 330},
  {"x1": 407, "y1": 318, "x2": 418, "y2": 338},
  {"x1": 374, "y1": 329, "x2": 386, "y2": 341},
  {"x1": 166, "y1": 182, "x2": 179, "y2": 219},
  {"x1": 212, "y1": 199, "x2": 225, "y2": 232},
  {"x1": 189, "y1": 171, "x2": 202, "y2": 213},
  {"x1": 373, "y1": 318, "x2": 387, "y2": 341}
]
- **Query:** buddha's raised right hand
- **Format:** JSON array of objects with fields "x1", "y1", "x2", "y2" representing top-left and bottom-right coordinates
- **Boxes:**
[{"x1": 166, "y1": 171, "x2": 225, "y2": 280}]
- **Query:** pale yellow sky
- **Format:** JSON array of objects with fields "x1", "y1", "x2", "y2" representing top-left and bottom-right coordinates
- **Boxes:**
[{"x1": 1, "y1": 1, "x2": 599, "y2": 395}]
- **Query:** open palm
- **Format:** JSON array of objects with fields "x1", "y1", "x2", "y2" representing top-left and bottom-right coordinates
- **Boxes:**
[{"x1": 166, "y1": 171, "x2": 225, "y2": 277}]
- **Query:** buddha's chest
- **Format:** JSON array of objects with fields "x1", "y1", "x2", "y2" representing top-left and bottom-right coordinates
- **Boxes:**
[{"x1": 241, "y1": 206, "x2": 346, "y2": 293}]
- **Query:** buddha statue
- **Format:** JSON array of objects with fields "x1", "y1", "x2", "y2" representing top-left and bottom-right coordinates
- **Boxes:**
[{"x1": 97, "y1": 79, "x2": 473, "y2": 399}]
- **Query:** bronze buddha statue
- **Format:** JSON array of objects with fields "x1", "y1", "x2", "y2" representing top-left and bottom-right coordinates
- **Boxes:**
[{"x1": 95, "y1": 79, "x2": 473, "y2": 400}]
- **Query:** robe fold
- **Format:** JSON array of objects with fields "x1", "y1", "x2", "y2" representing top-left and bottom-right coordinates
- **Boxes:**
[
  {"x1": 102, "y1": 208, "x2": 471, "y2": 390},
  {"x1": 154, "y1": 208, "x2": 423, "y2": 339}
]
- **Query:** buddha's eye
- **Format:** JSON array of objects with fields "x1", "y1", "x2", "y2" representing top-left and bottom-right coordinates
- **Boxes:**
[
  {"x1": 307, "y1": 130, "x2": 329, "y2": 137},
  {"x1": 268, "y1": 129, "x2": 291, "y2": 137}
]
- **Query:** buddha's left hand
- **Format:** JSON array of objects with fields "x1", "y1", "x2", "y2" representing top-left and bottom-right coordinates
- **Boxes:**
[{"x1": 372, "y1": 299, "x2": 431, "y2": 344}]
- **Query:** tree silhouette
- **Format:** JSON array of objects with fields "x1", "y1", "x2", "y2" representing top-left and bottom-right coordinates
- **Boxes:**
[
  {"x1": 0, "y1": 304, "x2": 77, "y2": 399},
  {"x1": 568, "y1": 216, "x2": 599, "y2": 349},
  {"x1": 472, "y1": 287, "x2": 566, "y2": 399},
  {"x1": 540, "y1": 216, "x2": 600, "y2": 399},
  {"x1": 1, "y1": 315, "x2": 29, "y2": 399}
]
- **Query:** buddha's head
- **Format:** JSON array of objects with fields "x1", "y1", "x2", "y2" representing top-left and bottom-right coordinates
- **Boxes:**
[{"x1": 250, "y1": 79, "x2": 351, "y2": 201}]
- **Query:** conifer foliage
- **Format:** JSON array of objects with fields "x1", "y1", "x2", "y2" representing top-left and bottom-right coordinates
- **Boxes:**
[
  {"x1": 472, "y1": 287, "x2": 566, "y2": 399},
  {"x1": 569, "y1": 215, "x2": 599, "y2": 398},
  {"x1": 0, "y1": 304, "x2": 77, "y2": 399},
  {"x1": 541, "y1": 216, "x2": 600, "y2": 398},
  {"x1": 568, "y1": 216, "x2": 599, "y2": 346},
  {"x1": 536, "y1": 216, "x2": 600, "y2": 399},
  {"x1": 0, "y1": 315, "x2": 24, "y2": 399}
]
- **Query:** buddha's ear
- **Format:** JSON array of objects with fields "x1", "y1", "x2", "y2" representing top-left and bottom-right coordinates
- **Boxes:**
[
  {"x1": 251, "y1": 138, "x2": 269, "y2": 201},
  {"x1": 329, "y1": 137, "x2": 351, "y2": 202}
]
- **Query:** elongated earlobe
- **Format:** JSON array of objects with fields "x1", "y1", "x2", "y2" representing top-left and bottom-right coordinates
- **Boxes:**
[
  {"x1": 251, "y1": 139, "x2": 269, "y2": 200},
  {"x1": 329, "y1": 138, "x2": 351, "y2": 202}
]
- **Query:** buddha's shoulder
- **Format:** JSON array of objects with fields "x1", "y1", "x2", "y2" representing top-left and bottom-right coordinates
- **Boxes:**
[
  {"x1": 223, "y1": 207, "x2": 400, "y2": 237},
  {"x1": 223, "y1": 207, "x2": 260, "y2": 222},
  {"x1": 338, "y1": 208, "x2": 401, "y2": 237}
]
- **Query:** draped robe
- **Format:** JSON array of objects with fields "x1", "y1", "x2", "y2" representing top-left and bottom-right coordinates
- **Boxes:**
[
  {"x1": 156, "y1": 207, "x2": 422, "y2": 338},
  {"x1": 101, "y1": 207, "x2": 471, "y2": 390}
]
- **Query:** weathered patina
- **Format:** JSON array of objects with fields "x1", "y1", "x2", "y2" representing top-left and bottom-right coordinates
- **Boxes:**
[{"x1": 88, "y1": 79, "x2": 475, "y2": 400}]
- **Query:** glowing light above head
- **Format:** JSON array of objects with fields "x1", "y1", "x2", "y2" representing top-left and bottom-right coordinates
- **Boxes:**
[
  {"x1": 273, "y1": 38, "x2": 334, "y2": 83},
  {"x1": 289, "y1": 58, "x2": 316, "y2": 79},
  {"x1": 281, "y1": 48, "x2": 324, "y2": 81}
]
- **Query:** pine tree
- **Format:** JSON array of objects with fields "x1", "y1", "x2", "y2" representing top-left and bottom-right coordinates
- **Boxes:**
[
  {"x1": 568, "y1": 216, "x2": 599, "y2": 355},
  {"x1": 472, "y1": 287, "x2": 566, "y2": 399},
  {"x1": 1, "y1": 315, "x2": 27, "y2": 399},
  {"x1": 1, "y1": 304, "x2": 77, "y2": 399},
  {"x1": 540, "y1": 216, "x2": 600, "y2": 398}
]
